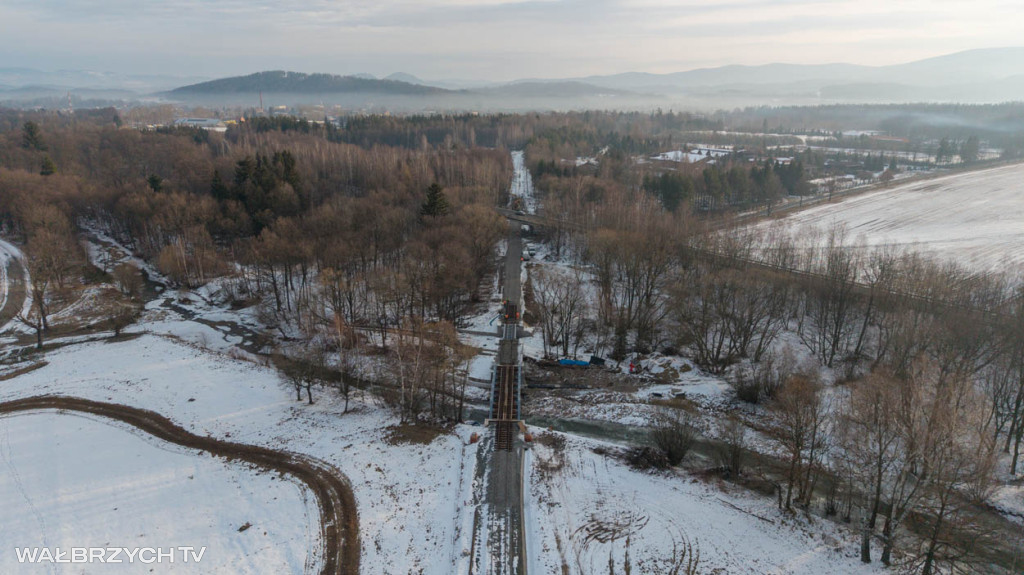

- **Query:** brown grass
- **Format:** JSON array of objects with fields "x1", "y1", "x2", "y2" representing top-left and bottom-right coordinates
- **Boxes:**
[
  {"x1": 649, "y1": 396, "x2": 699, "y2": 414},
  {"x1": 382, "y1": 423, "x2": 451, "y2": 446}
]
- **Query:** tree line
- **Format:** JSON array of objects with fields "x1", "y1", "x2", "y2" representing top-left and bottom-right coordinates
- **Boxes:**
[{"x1": 522, "y1": 187, "x2": 1024, "y2": 572}]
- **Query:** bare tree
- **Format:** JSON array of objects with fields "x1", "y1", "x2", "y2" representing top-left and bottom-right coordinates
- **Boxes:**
[
  {"x1": 796, "y1": 227, "x2": 862, "y2": 368},
  {"x1": 332, "y1": 314, "x2": 357, "y2": 413},
  {"x1": 774, "y1": 373, "x2": 829, "y2": 510},
  {"x1": 282, "y1": 345, "x2": 328, "y2": 405},
  {"x1": 587, "y1": 212, "x2": 676, "y2": 358},
  {"x1": 112, "y1": 262, "x2": 144, "y2": 300},
  {"x1": 388, "y1": 316, "x2": 432, "y2": 423},
  {"x1": 531, "y1": 265, "x2": 589, "y2": 359},
  {"x1": 17, "y1": 220, "x2": 80, "y2": 348},
  {"x1": 907, "y1": 362, "x2": 997, "y2": 575},
  {"x1": 107, "y1": 293, "x2": 141, "y2": 338},
  {"x1": 842, "y1": 370, "x2": 902, "y2": 563},
  {"x1": 671, "y1": 268, "x2": 740, "y2": 373},
  {"x1": 994, "y1": 286, "x2": 1024, "y2": 474}
]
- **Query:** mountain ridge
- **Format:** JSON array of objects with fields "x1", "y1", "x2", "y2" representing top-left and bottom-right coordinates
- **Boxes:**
[{"x1": 168, "y1": 71, "x2": 451, "y2": 96}]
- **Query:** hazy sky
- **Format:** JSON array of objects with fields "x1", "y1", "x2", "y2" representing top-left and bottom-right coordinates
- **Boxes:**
[{"x1": 2, "y1": 0, "x2": 1022, "y2": 81}]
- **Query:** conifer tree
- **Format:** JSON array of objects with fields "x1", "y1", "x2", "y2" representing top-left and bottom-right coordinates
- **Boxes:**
[
  {"x1": 210, "y1": 171, "x2": 230, "y2": 201},
  {"x1": 22, "y1": 121, "x2": 46, "y2": 151},
  {"x1": 39, "y1": 155, "x2": 56, "y2": 176},
  {"x1": 420, "y1": 182, "x2": 450, "y2": 217}
]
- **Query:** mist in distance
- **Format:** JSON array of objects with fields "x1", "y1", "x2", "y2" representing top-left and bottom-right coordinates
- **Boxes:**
[{"x1": 2, "y1": 0, "x2": 1024, "y2": 110}]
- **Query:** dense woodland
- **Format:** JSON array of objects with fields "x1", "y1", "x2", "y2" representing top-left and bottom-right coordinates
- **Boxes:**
[{"x1": 2, "y1": 105, "x2": 1024, "y2": 573}]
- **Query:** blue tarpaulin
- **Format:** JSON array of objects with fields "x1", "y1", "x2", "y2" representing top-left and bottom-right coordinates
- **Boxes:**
[{"x1": 558, "y1": 359, "x2": 589, "y2": 367}]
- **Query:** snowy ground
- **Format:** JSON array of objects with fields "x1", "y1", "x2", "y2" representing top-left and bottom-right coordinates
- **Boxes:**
[
  {"x1": 651, "y1": 147, "x2": 730, "y2": 164},
  {"x1": 525, "y1": 432, "x2": 886, "y2": 575},
  {"x1": 524, "y1": 355, "x2": 731, "y2": 430},
  {"x1": 0, "y1": 411, "x2": 314, "y2": 574},
  {"x1": 0, "y1": 333, "x2": 479, "y2": 575},
  {"x1": 756, "y1": 162, "x2": 1024, "y2": 274},
  {"x1": 991, "y1": 480, "x2": 1024, "y2": 527}
]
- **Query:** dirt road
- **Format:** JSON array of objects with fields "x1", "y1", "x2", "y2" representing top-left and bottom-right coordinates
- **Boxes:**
[{"x1": 0, "y1": 395, "x2": 360, "y2": 575}]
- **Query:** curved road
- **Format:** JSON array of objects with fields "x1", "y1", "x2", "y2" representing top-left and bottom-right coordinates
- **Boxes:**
[{"x1": 0, "y1": 395, "x2": 360, "y2": 575}]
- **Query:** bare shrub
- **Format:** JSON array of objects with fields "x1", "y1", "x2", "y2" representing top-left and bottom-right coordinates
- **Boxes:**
[
  {"x1": 715, "y1": 416, "x2": 747, "y2": 477},
  {"x1": 650, "y1": 410, "x2": 698, "y2": 466},
  {"x1": 112, "y1": 262, "x2": 143, "y2": 300},
  {"x1": 732, "y1": 368, "x2": 762, "y2": 404},
  {"x1": 732, "y1": 350, "x2": 794, "y2": 404},
  {"x1": 625, "y1": 446, "x2": 671, "y2": 470},
  {"x1": 109, "y1": 301, "x2": 141, "y2": 337}
]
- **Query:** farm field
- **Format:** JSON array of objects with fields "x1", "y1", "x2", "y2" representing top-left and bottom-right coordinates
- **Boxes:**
[
  {"x1": 526, "y1": 433, "x2": 886, "y2": 575},
  {"x1": 0, "y1": 411, "x2": 314, "y2": 574},
  {"x1": 759, "y1": 162, "x2": 1024, "y2": 274},
  {"x1": 0, "y1": 333, "x2": 475, "y2": 575}
]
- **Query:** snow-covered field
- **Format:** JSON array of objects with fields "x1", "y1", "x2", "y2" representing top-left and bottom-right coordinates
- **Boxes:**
[
  {"x1": 526, "y1": 433, "x2": 885, "y2": 575},
  {"x1": 0, "y1": 411, "x2": 314, "y2": 574},
  {"x1": 0, "y1": 333, "x2": 478, "y2": 574},
  {"x1": 651, "y1": 147, "x2": 730, "y2": 163},
  {"x1": 759, "y1": 162, "x2": 1024, "y2": 273}
]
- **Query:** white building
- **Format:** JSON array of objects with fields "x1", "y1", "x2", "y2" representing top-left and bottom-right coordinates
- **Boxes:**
[{"x1": 173, "y1": 118, "x2": 227, "y2": 132}]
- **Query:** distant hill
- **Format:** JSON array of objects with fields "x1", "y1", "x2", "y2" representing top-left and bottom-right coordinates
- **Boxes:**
[
  {"x1": 0, "y1": 67, "x2": 207, "y2": 93},
  {"x1": 819, "y1": 74, "x2": 1024, "y2": 103},
  {"x1": 163, "y1": 71, "x2": 646, "y2": 107},
  {"x1": 384, "y1": 72, "x2": 425, "y2": 85},
  {"x1": 0, "y1": 85, "x2": 136, "y2": 98},
  {"x1": 888, "y1": 48, "x2": 1024, "y2": 84},
  {"x1": 168, "y1": 71, "x2": 452, "y2": 96},
  {"x1": 479, "y1": 81, "x2": 636, "y2": 98},
  {"x1": 565, "y1": 47, "x2": 1024, "y2": 102}
]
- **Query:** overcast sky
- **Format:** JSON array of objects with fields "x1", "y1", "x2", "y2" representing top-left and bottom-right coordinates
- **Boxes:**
[{"x1": 2, "y1": 0, "x2": 1022, "y2": 81}]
